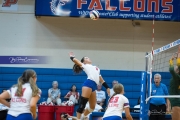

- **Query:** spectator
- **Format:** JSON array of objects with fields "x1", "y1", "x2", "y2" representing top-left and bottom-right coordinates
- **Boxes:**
[
  {"x1": 64, "y1": 84, "x2": 80, "y2": 105},
  {"x1": 0, "y1": 90, "x2": 9, "y2": 120},
  {"x1": 47, "y1": 81, "x2": 61, "y2": 105},
  {"x1": 149, "y1": 73, "x2": 170, "y2": 120},
  {"x1": 110, "y1": 80, "x2": 118, "y2": 97},
  {"x1": 60, "y1": 112, "x2": 77, "y2": 120},
  {"x1": 96, "y1": 84, "x2": 106, "y2": 106},
  {"x1": 134, "y1": 96, "x2": 140, "y2": 108}
]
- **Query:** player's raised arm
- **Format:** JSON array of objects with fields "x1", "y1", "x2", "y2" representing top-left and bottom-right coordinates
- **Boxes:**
[
  {"x1": 69, "y1": 52, "x2": 82, "y2": 67},
  {"x1": 169, "y1": 53, "x2": 176, "y2": 77},
  {"x1": 177, "y1": 45, "x2": 180, "y2": 67},
  {"x1": 169, "y1": 53, "x2": 176, "y2": 66}
]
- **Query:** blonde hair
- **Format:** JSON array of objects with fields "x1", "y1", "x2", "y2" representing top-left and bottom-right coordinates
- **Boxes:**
[
  {"x1": 15, "y1": 69, "x2": 39, "y2": 97},
  {"x1": 107, "y1": 83, "x2": 124, "y2": 105},
  {"x1": 113, "y1": 83, "x2": 124, "y2": 94}
]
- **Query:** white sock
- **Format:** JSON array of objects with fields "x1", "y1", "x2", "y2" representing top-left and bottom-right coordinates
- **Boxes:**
[{"x1": 81, "y1": 114, "x2": 88, "y2": 120}]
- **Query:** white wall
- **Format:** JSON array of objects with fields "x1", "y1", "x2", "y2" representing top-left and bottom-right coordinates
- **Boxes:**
[{"x1": 0, "y1": 0, "x2": 180, "y2": 70}]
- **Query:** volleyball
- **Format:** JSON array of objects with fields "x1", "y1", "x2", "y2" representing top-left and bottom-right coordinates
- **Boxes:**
[{"x1": 89, "y1": 10, "x2": 99, "y2": 20}]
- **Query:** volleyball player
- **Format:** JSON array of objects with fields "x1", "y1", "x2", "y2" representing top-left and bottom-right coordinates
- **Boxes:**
[
  {"x1": 103, "y1": 84, "x2": 133, "y2": 120},
  {"x1": 69, "y1": 52, "x2": 110, "y2": 120},
  {"x1": 0, "y1": 69, "x2": 41, "y2": 120},
  {"x1": 169, "y1": 46, "x2": 180, "y2": 120}
]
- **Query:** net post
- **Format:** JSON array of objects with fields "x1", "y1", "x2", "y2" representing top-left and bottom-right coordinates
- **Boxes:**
[
  {"x1": 140, "y1": 72, "x2": 148, "y2": 120},
  {"x1": 145, "y1": 52, "x2": 150, "y2": 120},
  {"x1": 145, "y1": 52, "x2": 150, "y2": 98},
  {"x1": 145, "y1": 52, "x2": 148, "y2": 71},
  {"x1": 140, "y1": 52, "x2": 149, "y2": 120}
]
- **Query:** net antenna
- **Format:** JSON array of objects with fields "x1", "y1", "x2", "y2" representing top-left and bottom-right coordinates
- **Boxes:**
[
  {"x1": 149, "y1": 15, "x2": 155, "y2": 99},
  {"x1": 144, "y1": 15, "x2": 155, "y2": 100},
  {"x1": 145, "y1": 39, "x2": 180, "y2": 103}
]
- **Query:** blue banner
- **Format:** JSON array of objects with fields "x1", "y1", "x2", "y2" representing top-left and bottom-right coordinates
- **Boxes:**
[
  {"x1": 35, "y1": 0, "x2": 180, "y2": 21},
  {"x1": 0, "y1": 56, "x2": 48, "y2": 64}
]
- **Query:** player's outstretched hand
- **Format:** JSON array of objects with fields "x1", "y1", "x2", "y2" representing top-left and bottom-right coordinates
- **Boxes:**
[
  {"x1": 171, "y1": 53, "x2": 177, "y2": 60},
  {"x1": 69, "y1": 52, "x2": 75, "y2": 57},
  {"x1": 33, "y1": 113, "x2": 37, "y2": 120}
]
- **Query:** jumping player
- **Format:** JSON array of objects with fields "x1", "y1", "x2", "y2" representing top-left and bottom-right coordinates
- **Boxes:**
[
  {"x1": 169, "y1": 46, "x2": 180, "y2": 120},
  {"x1": 103, "y1": 83, "x2": 133, "y2": 120},
  {"x1": 0, "y1": 69, "x2": 41, "y2": 120},
  {"x1": 69, "y1": 52, "x2": 110, "y2": 120}
]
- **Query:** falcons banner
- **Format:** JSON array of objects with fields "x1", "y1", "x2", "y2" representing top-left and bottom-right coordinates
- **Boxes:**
[
  {"x1": 35, "y1": 0, "x2": 180, "y2": 21},
  {"x1": 1, "y1": 0, "x2": 18, "y2": 11}
]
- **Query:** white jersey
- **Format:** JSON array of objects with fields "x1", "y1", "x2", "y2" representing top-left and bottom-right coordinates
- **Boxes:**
[
  {"x1": 103, "y1": 94, "x2": 129, "y2": 118},
  {"x1": 7, "y1": 83, "x2": 41, "y2": 117},
  {"x1": 82, "y1": 64, "x2": 100, "y2": 85}
]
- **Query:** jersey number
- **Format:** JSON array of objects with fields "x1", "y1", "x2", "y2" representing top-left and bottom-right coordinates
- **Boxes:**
[
  {"x1": 15, "y1": 88, "x2": 26, "y2": 96},
  {"x1": 109, "y1": 97, "x2": 119, "y2": 103}
]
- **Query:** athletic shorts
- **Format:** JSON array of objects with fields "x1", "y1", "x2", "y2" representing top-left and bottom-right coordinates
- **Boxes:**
[
  {"x1": 82, "y1": 79, "x2": 97, "y2": 92},
  {"x1": 103, "y1": 116, "x2": 122, "y2": 120},
  {"x1": 6, "y1": 113, "x2": 33, "y2": 120}
]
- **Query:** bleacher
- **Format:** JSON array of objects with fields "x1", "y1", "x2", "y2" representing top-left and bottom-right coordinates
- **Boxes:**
[{"x1": 0, "y1": 67, "x2": 171, "y2": 117}]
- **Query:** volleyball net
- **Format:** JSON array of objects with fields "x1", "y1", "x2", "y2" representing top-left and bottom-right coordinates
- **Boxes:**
[
  {"x1": 139, "y1": 39, "x2": 180, "y2": 120},
  {"x1": 145, "y1": 39, "x2": 180, "y2": 103}
]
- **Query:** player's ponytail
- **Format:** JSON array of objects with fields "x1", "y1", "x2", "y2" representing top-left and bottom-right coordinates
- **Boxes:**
[
  {"x1": 15, "y1": 69, "x2": 39, "y2": 97},
  {"x1": 107, "y1": 84, "x2": 124, "y2": 107},
  {"x1": 73, "y1": 57, "x2": 85, "y2": 74},
  {"x1": 16, "y1": 77, "x2": 24, "y2": 96},
  {"x1": 73, "y1": 64, "x2": 83, "y2": 74},
  {"x1": 29, "y1": 77, "x2": 39, "y2": 97}
]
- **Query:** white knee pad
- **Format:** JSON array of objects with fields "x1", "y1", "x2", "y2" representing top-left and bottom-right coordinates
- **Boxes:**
[{"x1": 87, "y1": 107, "x2": 94, "y2": 113}]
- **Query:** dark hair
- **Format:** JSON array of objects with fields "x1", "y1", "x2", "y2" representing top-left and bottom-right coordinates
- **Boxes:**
[
  {"x1": 70, "y1": 84, "x2": 77, "y2": 92},
  {"x1": 73, "y1": 57, "x2": 85, "y2": 74},
  {"x1": 15, "y1": 69, "x2": 39, "y2": 97},
  {"x1": 60, "y1": 113, "x2": 68, "y2": 120}
]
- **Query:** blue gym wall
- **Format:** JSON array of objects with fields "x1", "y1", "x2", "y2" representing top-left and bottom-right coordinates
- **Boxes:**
[{"x1": 0, "y1": 67, "x2": 171, "y2": 108}]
